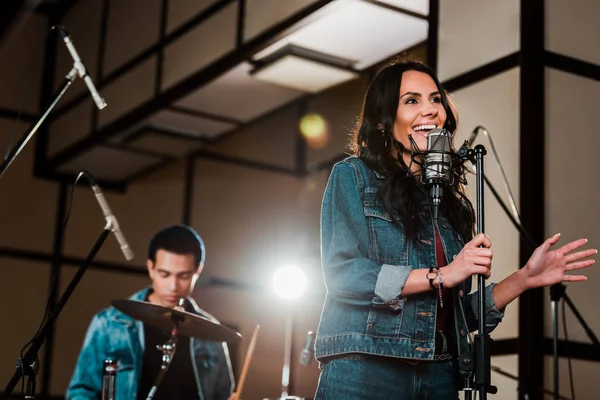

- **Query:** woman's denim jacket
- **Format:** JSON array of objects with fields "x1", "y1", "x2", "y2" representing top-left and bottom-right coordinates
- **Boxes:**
[
  {"x1": 66, "y1": 287, "x2": 235, "y2": 400},
  {"x1": 315, "y1": 157, "x2": 504, "y2": 362}
]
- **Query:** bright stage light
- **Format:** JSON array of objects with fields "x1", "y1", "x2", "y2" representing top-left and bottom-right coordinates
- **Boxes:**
[
  {"x1": 299, "y1": 113, "x2": 329, "y2": 149},
  {"x1": 272, "y1": 266, "x2": 307, "y2": 300}
]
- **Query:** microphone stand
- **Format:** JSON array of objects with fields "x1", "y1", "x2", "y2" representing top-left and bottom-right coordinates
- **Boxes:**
[
  {"x1": 468, "y1": 155, "x2": 600, "y2": 400},
  {"x1": 3, "y1": 222, "x2": 112, "y2": 399},
  {"x1": 457, "y1": 144, "x2": 495, "y2": 400},
  {"x1": 0, "y1": 66, "x2": 78, "y2": 180},
  {"x1": 1, "y1": 27, "x2": 108, "y2": 398},
  {"x1": 549, "y1": 284, "x2": 600, "y2": 400}
]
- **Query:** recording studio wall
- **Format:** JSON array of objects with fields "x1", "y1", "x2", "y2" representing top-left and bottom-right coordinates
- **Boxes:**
[{"x1": 544, "y1": 0, "x2": 600, "y2": 396}]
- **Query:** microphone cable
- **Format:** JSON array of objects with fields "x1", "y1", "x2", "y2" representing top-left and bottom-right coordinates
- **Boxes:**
[{"x1": 468, "y1": 126, "x2": 522, "y2": 226}]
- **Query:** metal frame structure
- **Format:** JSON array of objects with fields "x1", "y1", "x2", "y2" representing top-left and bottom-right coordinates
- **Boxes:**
[{"x1": 2, "y1": 0, "x2": 600, "y2": 397}]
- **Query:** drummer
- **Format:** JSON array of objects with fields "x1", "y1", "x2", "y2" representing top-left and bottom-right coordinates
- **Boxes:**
[{"x1": 67, "y1": 224, "x2": 236, "y2": 400}]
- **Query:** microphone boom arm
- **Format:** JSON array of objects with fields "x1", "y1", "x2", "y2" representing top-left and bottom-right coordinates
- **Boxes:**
[
  {"x1": 0, "y1": 67, "x2": 78, "y2": 180},
  {"x1": 0, "y1": 24, "x2": 106, "y2": 181}
]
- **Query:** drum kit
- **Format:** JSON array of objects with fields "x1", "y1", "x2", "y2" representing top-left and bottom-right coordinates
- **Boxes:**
[
  {"x1": 112, "y1": 299, "x2": 308, "y2": 400},
  {"x1": 111, "y1": 298, "x2": 256, "y2": 400}
]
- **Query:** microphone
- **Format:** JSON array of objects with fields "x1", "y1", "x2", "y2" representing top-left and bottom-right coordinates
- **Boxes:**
[
  {"x1": 298, "y1": 331, "x2": 315, "y2": 366},
  {"x1": 421, "y1": 128, "x2": 454, "y2": 221},
  {"x1": 56, "y1": 25, "x2": 107, "y2": 110},
  {"x1": 88, "y1": 176, "x2": 134, "y2": 261}
]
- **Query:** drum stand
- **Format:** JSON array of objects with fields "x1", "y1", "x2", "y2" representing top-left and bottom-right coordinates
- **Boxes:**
[{"x1": 145, "y1": 315, "x2": 182, "y2": 400}]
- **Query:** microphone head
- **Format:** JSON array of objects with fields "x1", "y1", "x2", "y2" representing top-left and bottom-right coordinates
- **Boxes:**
[
  {"x1": 422, "y1": 128, "x2": 453, "y2": 186},
  {"x1": 299, "y1": 349, "x2": 313, "y2": 366},
  {"x1": 299, "y1": 331, "x2": 315, "y2": 366},
  {"x1": 427, "y1": 128, "x2": 451, "y2": 153}
]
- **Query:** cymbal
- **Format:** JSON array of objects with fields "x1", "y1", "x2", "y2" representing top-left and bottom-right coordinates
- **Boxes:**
[{"x1": 112, "y1": 300, "x2": 242, "y2": 343}]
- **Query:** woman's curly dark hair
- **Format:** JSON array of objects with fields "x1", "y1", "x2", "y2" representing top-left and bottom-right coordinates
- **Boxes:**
[{"x1": 352, "y1": 59, "x2": 474, "y2": 242}]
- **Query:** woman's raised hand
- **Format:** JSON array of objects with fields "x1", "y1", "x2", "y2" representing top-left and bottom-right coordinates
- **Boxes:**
[{"x1": 521, "y1": 233, "x2": 596, "y2": 289}]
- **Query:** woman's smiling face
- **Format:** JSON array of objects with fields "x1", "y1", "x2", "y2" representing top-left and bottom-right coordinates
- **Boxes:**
[{"x1": 392, "y1": 70, "x2": 447, "y2": 166}]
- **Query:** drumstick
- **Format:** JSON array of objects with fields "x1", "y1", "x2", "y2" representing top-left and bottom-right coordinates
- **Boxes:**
[{"x1": 232, "y1": 325, "x2": 260, "y2": 400}]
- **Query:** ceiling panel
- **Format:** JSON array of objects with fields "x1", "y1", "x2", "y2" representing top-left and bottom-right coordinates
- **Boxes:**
[
  {"x1": 377, "y1": 0, "x2": 429, "y2": 16},
  {"x1": 146, "y1": 110, "x2": 237, "y2": 139},
  {"x1": 252, "y1": 54, "x2": 359, "y2": 93},
  {"x1": 253, "y1": 1, "x2": 428, "y2": 70},
  {"x1": 174, "y1": 62, "x2": 304, "y2": 122},
  {"x1": 126, "y1": 131, "x2": 205, "y2": 157},
  {"x1": 57, "y1": 145, "x2": 165, "y2": 182},
  {"x1": 108, "y1": 121, "x2": 148, "y2": 143}
]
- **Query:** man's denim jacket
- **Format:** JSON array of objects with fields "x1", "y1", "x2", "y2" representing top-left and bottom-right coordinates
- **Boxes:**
[
  {"x1": 315, "y1": 157, "x2": 504, "y2": 362},
  {"x1": 66, "y1": 287, "x2": 235, "y2": 400}
]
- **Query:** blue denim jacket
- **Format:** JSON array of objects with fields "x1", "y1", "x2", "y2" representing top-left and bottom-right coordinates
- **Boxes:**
[
  {"x1": 315, "y1": 157, "x2": 504, "y2": 362},
  {"x1": 66, "y1": 287, "x2": 235, "y2": 400}
]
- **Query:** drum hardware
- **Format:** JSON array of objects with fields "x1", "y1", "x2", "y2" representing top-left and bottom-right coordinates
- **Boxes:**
[
  {"x1": 112, "y1": 297, "x2": 243, "y2": 399},
  {"x1": 111, "y1": 299, "x2": 242, "y2": 342},
  {"x1": 145, "y1": 314, "x2": 181, "y2": 400}
]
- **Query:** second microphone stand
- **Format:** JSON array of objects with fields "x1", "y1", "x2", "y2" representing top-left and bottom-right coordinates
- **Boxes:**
[
  {"x1": 456, "y1": 144, "x2": 495, "y2": 400},
  {"x1": 3, "y1": 222, "x2": 112, "y2": 399}
]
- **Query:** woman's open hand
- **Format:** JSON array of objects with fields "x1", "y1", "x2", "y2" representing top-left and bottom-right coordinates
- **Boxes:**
[{"x1": 522, "y1": 233, "x2": 597, "y2": 289}]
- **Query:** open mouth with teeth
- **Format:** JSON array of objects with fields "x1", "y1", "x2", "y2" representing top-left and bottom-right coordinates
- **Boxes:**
[{"x1": 412, "y1": 124, "x2": 438, "y2": 135}]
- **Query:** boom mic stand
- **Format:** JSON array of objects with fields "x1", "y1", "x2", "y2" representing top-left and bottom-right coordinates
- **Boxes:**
[
  {"x1": 1, "y1": 24, "x2": 105, "y2": 181},
  {"x1": 462, "y1": 147, "x2": 600, "y2": 400},
  {"x1": 456, "y1": 144, "x2": 496, "y2": 400},
  {"x1": 3, "y1": 223, "x2": 112, "y2": 399},
  {"x1": 0, "y1": 24, "x2": 109, "y2": 399}
]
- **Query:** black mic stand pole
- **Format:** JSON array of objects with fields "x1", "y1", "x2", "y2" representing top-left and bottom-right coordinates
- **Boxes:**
[
  {"x1": 456, "y1": 144, "x2": 496, "y2": 400},
  {"x1": 473, "y1": 145, "x2": 493, "y2": 400},
  {"x1": 3, "y1": 222, "x2": 112, "y2": 399},
  {"x1": 0, "y1": 66, "x2": 78, "y2": 180},
  {"x1": 478, "y1": 167, "x2": 600, "y2": 400}
]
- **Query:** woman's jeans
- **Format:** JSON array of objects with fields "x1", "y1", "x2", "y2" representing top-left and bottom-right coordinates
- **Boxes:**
[{"x1": 314, "y1": 354, "x2": 460, "y2": 400}]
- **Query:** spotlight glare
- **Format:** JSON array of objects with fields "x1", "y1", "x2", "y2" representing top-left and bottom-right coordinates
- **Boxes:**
[{"x1": 272, "y1": 266, "x2": 307, "y2": 300}]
